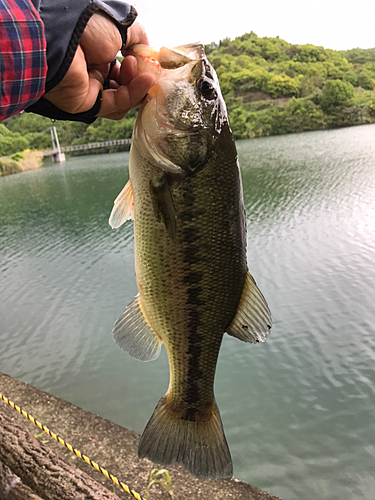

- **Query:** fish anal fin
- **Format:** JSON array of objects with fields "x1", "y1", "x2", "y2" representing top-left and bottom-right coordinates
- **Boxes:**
[
  {"x1": 138, "y1": 396, "x2": 233, "y2": 479},
  {"x1": 226, "y1": 270, "x2": 272, "y2": 343},
  {"x1": 112, "y1": 294, "x2": 162, "y2": 361},
  {"x1": 109, "y1": 179, "x2": 134, "y2": 229},
  {"x1": 150, "y1": 175, "x2": 177, "y2": 241}
]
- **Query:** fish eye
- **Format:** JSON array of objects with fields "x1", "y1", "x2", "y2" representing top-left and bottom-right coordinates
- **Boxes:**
[{"x1": 197, "y1": 78, "x2": 217, "y2": 100}]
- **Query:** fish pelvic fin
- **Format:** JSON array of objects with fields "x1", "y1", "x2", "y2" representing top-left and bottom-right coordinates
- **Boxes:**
[
  {"x1": 112, "y1": 294, "x2": 162, "y2": 361},
  {"x1": 226, "y1": 270, "x2": 272, "y2": 343},
  {"x1": 138, "y1": 396, "x2": 233, "y2": 479},
  {"x1": 109, "y1": 179, "x2": 134, "y2": 229}
]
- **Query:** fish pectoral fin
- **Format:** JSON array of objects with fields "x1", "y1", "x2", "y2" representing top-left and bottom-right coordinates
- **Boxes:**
[
  {"x1": 226, "y1": 270, "x2": 272, "y2": 343},
  {"x1": 109, "y1": 179, "x2": 134, "y2": 229},
  {"x1": 112, "y1": 294, "x2": 162, "y2": 361},
  {"x1": 151, "y1": 175, "x2": 177, "y2": 241}
]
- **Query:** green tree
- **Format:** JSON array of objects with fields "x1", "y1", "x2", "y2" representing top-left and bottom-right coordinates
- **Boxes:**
[
  {"x1": 228, "y1": 106, "x2": 248, "y2": 139},
  {"x1": 0, "y1": 124, "x2": 11, "y2": 137},
  {"x1": 292, "y1": 44, "x2": 327, "y2": 63},
  {"x1": 320, "y1": 80, "x2": 354, "y2": 113},
  {"x1": 341, "y1": 47, "x2": 375, "y2": 64},
  {"x1": 204, "y1": 42, "x2": 219, "y2": 55},
  {"x1": 356, "y1": 65, "x2": 375, "y2": 90},
  {"x1": 0, "y1": 125, "x2": 29, "y2": 156},
  {"x1": 320, "y1": 80, "x2": 355, "y2": 112},
  {"x1": 264, "y1": 73, "x2": 300, "y2": 97},
  {"x1": 5, "y1": 113, "x2": 51, "y2": 134},
  {"x1": 219, "y1": 37, "x2": 231, "y2": 48},
  {"x1": 299, "y1": 75, "x2": 324, "y2": 97}
]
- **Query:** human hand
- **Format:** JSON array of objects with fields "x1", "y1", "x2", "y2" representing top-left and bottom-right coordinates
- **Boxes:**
[{"x1": 43, "y1": 13, "x2": 157, "y2": 120}]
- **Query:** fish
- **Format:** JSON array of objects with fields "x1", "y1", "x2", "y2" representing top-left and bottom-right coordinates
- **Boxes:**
[{"x1": 109, "y1": 43, "x2": 272, "y2": 479}]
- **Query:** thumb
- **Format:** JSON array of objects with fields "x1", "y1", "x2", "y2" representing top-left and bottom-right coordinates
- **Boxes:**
[{"x1": 43, "y1": 48, "x2": 106, "y2": 114}]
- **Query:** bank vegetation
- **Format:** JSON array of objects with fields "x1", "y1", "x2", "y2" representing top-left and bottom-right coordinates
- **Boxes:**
[
  {"x1": 0, "y1": 34, "x2": 374, "y2": 161},
  {"x1": 205, "y1": 35, "x2": 375, "y2": 138},
  {"x1": 0, "y1": 148, "x2": 43, "y2": 176}
]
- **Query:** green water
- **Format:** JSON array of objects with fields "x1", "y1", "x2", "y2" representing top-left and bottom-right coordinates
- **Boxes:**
[{"x1": 1, "y1": 124, "x2": 375, "y2": 499}]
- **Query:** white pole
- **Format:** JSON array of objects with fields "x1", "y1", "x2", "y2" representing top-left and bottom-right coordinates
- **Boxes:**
[
  {"x1": 50, "y1": 127, "x2": 56, "y2": 151},
  {"x1": 53, "y1": 126, "x2": 61, "y2": 154},
  {"x1": 51, "y1": 126, "x2": 66, "y2": 163}
]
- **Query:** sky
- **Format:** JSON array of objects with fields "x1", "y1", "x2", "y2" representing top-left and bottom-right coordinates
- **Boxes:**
[{"x1": 131, "y1": 0, "x2": 375, "y2": 52}]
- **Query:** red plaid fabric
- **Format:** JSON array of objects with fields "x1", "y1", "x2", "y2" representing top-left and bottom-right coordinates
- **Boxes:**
[{"x1": 0, "y1": 0, "x2": 47, "y2": 120}]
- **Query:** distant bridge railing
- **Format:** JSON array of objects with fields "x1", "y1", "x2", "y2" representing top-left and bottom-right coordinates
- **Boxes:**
[{"x1": 43, "y1": 138, "x2": 131, "y2": 157}]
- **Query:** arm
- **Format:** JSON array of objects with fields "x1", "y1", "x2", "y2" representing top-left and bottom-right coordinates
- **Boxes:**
[{"x1": 0, "y1": 0, "x2": 47, "y2": 121}]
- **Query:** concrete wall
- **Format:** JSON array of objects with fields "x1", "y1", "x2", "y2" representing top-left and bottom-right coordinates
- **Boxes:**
[{"x1": 0, "y1": 373, "x2": 281, "y2": 500}]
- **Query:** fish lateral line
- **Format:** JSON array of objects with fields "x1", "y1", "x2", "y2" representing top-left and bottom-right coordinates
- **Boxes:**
[{"x1": 110, "y1": 41, "x2": 272, "y2": 480}]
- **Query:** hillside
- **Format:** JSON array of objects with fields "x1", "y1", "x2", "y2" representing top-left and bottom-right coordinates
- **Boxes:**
[
  {"x1": 205, "y1": 33, "x2": 375, "y2": 138},
  {"x1": 1, "y1": 34, "x2": 375, "y2": 157}
]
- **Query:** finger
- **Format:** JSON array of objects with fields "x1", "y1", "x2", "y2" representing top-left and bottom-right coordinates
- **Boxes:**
[
  {"x1": 87, "y1": 63, "x2": 110, "y2": 85},
  {"x1": 96, "y1": 109, "x2": 128, "y2": 121},
  {"x1": 119, "y1": 56, "x2": 138, "y2": 86},
  {"x1": 123, "y1": 22, "x2": 150, "y2": 52},
  {"x1": 74, "y1": 73, "x2": 103, "y2": 113},
  {"x1": 98, "y1": 72, "x2": 157, "y2": 118},
  {"x1": 58, "y1": 67, "x2": 103, "y2": 114},
  {"x1": 108, "y1": 80, "x2": 120, "y2": 89},
  {"x1": 108, "y1": 60, "x2": 121, "y2": 84}
]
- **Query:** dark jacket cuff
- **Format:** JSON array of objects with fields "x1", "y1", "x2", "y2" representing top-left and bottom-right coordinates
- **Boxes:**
[{"x1": 25, "y1": 91, "x2": 102, "y2": 124}]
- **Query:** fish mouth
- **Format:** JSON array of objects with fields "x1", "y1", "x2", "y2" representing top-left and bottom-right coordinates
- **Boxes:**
[
  {"x1": 129, "y1": 43, "x2": 204, "y2": 67},
  {"x1": 132, "y1": 43, "x2": 222, "y2": 176}
]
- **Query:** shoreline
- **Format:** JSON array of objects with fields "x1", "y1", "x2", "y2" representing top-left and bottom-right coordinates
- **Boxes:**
[{"x1": 0, "y1": 372, "x2": 282, "y2": 500}]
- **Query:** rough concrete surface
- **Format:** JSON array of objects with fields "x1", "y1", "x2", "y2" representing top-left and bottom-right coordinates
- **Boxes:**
[
  {"x1": 0, "y1": 373, "x2": 282, "y2": 500},
  {"x1": 0, "y1": 460, "x2": 43, "y2": 500}
]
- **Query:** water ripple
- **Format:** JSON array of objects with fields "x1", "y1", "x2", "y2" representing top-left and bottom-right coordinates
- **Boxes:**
[{"x1": 1, "y1": 128, "x2": 375, "y2": 499}]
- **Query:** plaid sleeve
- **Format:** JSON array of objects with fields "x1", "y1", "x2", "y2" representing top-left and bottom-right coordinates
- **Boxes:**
[{"x1": 0, "y1": 0, "x2": 47, "y2": 121}]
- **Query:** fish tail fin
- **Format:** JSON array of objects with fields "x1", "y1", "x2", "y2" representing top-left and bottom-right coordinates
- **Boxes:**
[{"x1": 138, "y1": 395, "x2": 233, "y2": 479}]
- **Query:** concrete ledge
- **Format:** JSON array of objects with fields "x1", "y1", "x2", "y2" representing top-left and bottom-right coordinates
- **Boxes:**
[
  {"x1": 0, "y1": 373, "x2": 281, "y2": 500},
  {"x1": 0, "y1": 461, "x2": 43, "y2": 500}
]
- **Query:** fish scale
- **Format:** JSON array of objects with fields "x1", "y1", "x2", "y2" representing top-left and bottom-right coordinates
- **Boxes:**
[{"x1": 109, "y1": 43, "x2": 272, "y2": 479}]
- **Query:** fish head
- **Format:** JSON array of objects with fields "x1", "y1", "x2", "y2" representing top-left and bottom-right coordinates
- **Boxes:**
[{"x1": 131, "y1": 43, "x2": 228, "y2": 176}]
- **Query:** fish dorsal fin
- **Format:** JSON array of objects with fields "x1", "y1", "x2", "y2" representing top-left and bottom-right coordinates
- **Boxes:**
[
  {"x1": 109, "y1": 179, "x2": 134, "y2": 229},
  {"x1": 112, "y1": 294, "x2": 162, "y2": 361},
  {"x1": 226, "y1": 271, "x2": 272, "y2": 343},
  {"x1": 151, "y1": 175, "x2": 177, "y2": 241}
]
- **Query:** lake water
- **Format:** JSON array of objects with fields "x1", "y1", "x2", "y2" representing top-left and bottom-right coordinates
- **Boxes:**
[{"x1": 1, "y1": 124, "x2": 375, "y2": 500}]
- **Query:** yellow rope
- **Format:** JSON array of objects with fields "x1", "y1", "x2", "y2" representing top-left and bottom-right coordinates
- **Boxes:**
[{"x1": 0, "y1": 392, "x2": 144, "y2": 500}]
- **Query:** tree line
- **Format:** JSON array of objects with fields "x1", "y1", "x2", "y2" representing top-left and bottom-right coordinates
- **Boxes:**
[
  {"x1": 205, "y1": 33, "x2": 375, "y2": 138},
  {"x1": 1, "y1": 34, "x2": 375, "y2": 157}
]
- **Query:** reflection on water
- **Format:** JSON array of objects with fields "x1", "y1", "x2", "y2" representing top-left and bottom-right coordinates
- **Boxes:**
[{"x1": 1, "y1": 125, "x2": 375, "y2": 499}]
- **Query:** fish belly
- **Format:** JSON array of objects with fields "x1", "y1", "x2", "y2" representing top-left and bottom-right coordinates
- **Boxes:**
[{"x1": 132, "y1": 129, "x2": 247, "y2": 478}]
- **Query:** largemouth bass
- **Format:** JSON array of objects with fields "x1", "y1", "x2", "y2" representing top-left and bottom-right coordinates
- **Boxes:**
[{"x1": 109, "y1": 43, "x2": 271, "y2": 479}]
